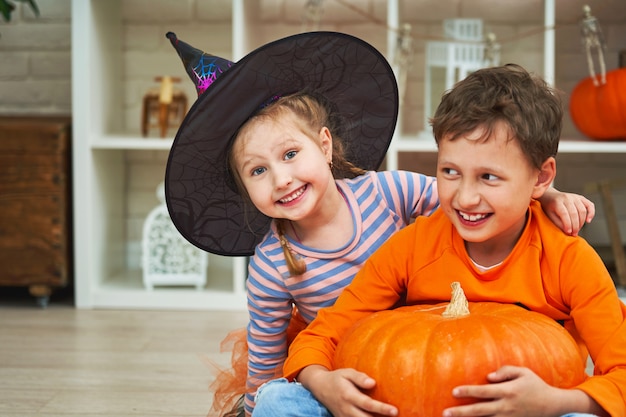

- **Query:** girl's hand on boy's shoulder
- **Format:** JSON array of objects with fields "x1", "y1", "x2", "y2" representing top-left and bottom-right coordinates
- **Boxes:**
[
  {"x1": 542, "y1": 190, "x2": 595, "y2": 236},
  {"x1": 299, "y1": 365, "x2": 398, "y2": 417}
]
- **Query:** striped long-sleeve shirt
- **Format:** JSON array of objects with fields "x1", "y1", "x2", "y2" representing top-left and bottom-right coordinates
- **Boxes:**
[{"x1": 244, "y1": 170, "x2": 439, "y2": 413}]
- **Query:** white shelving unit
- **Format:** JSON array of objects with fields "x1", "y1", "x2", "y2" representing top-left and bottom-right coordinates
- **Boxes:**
[
  {"x1": 387, "y1": 136, "x2": 626, "y2": 171},
  {"x1": 71, "y1": 0, "x2": 399, "y2": 310},
  {"x1": 71, "y1": 0, "x2": 625, "y2": 310},
  {"x1": 71, "y1": 0, "x2": 252, "y2": 310}
]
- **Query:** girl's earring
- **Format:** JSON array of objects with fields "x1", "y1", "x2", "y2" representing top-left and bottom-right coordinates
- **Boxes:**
[{"x1": 329, "y1": 161, "x2": 334, "y2": 171}]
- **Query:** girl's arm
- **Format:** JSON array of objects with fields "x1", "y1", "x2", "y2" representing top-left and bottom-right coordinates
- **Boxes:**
[
  {"x1": 375, "y1": 171, "x2": 439, "y2": 222},
  {"x1": 245, "y1": 253, "x2": 294, "y2": 415}
]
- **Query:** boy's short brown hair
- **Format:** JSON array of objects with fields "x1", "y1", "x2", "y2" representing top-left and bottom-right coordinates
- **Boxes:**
[{"x1": 430, "y1": 64, "x2": 562, "y2": 169}]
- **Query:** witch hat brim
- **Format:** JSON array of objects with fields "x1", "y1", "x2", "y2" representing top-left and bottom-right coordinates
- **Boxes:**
[{"x1": 165, "y1": 31, "x2": 398, "y2": 256}]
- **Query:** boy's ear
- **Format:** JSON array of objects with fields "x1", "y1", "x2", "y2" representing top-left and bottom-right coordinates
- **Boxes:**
[
  {"x1": 532, "y1": 157, "x2": 557, "y2": 198},
  {"x1": 319, "y1": 127, "x2": 333, "y2": 163}
]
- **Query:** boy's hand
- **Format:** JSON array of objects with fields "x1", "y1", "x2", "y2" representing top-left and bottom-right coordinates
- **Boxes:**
[
  {"x1": 442, "y1": 366, "x2": 556, "y2": 417},
  {"x1": 442, "y1": 365, "x2": 606, "y2": 417},
  {"x1": 540, "y1": 189, "x2": 595, "y2": 236},
  {"x1": 299, "y1": 365, "x2": 398, "y2": 417}
]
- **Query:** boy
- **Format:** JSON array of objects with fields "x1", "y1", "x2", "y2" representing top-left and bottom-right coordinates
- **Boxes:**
[{"x1": 251, "y1": 64, "x2": 626, "y2": 417}]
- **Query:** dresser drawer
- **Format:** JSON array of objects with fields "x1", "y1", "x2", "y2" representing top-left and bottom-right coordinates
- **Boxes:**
[{"x1": 0, "y1": 116, "x2": 72, "y2": 305}]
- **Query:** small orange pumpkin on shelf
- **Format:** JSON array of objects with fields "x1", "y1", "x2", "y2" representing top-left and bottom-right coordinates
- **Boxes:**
[
  {"x1": 334, "y1": 282, "x2": 587, "y2": 417},
  {"x1": 569, "y1": 67, "x2": 626, "y2": 141}
]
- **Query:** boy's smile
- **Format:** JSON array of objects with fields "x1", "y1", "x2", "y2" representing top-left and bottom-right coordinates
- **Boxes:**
[{"x1": 436, "y1": 122, "x2": 553, "y2": 266}]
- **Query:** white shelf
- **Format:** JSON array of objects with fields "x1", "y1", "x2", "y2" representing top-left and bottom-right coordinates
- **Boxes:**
[
  {"x1": 388, "y1": 134, "x2": 626, "y2": 171},
  {"x1": 91, "y1": 287, "x2": 247, "y2": 311},
  {"x1": 91, "y1": 135, "x2": 174, "y2": 150},
  {"x1": 90, "y1": 270, "x2": 247, "y2": 311},
  {"x1": 556, "y1": 140, "x2": 626, "y2": 154},
  {"x1": 392, "y1": 135, "x2": 626, "y2": 154},
  {"x1": 92, "y1": 132, "x2": 626, "y2": 157}
]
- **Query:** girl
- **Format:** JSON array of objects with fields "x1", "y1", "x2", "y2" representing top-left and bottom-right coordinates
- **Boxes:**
[
  {"x1": 164, "y1": 32, "x2": 595, "y2": 417},
  {"x1": 229, "y1": 91, "x2": 440, "y2": 415}
]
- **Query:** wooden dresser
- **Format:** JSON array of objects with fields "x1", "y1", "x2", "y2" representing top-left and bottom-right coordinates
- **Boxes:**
[{"x1": 0, "y1": 116, "x2": 72, "y2": 306}]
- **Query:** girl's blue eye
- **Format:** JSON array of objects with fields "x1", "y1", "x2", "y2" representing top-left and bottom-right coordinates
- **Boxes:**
[
  {"x1": 284, "y1": 150, "x2": 297, "y2": 160},
  {"x1": 252, "y1": 167, "x2": 266, "y2": 176}
]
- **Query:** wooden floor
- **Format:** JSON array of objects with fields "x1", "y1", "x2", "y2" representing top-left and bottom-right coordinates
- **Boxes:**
[
  {"x1": 0, "y1": 288, "x2": 248, "y2": 417},
  {"x1": 1, "y1": 278, "x2": 614, "y2": 417}
]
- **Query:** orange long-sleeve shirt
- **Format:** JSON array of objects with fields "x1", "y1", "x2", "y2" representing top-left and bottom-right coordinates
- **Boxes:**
[{"x1": 284, "y1": 200, "x2": 626, "y2": 416}]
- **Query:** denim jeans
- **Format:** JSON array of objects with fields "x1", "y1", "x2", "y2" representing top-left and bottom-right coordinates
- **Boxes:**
[
  {"x1": 252, "y1": 378, "x2": 598, "y2": 417},
  {"x1": 252, "y1": 378, "x2": 332, "y2": 417}
]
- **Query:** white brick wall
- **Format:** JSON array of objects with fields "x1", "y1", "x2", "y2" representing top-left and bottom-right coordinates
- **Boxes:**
[
  {"x1": 0, "y1": 0, "x2": 71, "y2": 114},
  {"x1": 1, "y1": 0, "x2": 625, "y2": 263}
]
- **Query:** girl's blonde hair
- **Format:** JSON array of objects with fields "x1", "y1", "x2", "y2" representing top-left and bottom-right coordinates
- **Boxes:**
[{"x1": 229, "y1": 92, "x2": 366, "y2": 276}]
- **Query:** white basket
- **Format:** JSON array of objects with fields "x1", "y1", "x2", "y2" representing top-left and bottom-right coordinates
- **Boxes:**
[
  {"x1": 422, "y1": 19, "x2": 499, "y2": 132},
  {"x1": 443, "y1": 18, "x2": 483, "y2": 41},
  {"x1": 141, "y1": 182, "x2": 208, "y2": 290}
]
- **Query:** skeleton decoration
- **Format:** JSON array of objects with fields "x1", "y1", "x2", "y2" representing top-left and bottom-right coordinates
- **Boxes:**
[
  {"x1": 302, "y1": 0, "x2": 324, "y2": 32},
  {"x1": 581, "y1": 4, "x2": 607, "y2": 86},
  {"x1": 394, "y1": 23, "x2": 414, "y2": 105},
  {"x1": 484, "y1": 32, "x2": 501, "y2": 67}
]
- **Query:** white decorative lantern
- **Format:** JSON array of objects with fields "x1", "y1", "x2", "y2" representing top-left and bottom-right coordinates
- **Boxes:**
[
  {"x1": 422, "y1": 19, "x2": 500, "y2": 135},
  {"x1": 141, "y1": 182, "x2": 208, "y2": 290}
]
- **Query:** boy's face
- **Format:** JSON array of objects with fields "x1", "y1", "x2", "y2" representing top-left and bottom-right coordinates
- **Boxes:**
[{"x1": 436, "y1": 122, "x2": 548, "y2": 262}]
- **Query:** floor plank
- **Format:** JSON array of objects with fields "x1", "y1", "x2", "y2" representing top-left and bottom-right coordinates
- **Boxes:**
[{"x1": 0, "y1": 289, "x2": 248, "y2": 417}]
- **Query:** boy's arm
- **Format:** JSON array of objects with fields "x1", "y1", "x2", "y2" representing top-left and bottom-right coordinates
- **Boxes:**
[
  {"x1": 446, "y1": 220, "x2": 625, "y2": 417},
  {"x1": 537, "y1": 187, "x2": 595, "y2": 236},
  {"x1": 283, "y1": 224, "x2": 414, "y2": 379},
  {"x1": 281, "y1": 224, "x2": 418, "y2": 414},
  {"x1": 563, "y1": 240, "x2": 626, "y2": 416}
]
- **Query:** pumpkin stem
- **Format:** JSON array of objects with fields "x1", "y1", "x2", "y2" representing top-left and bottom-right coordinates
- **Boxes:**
[{"x1": 442, "y1": 282, "x2": 470, "y2": 318}]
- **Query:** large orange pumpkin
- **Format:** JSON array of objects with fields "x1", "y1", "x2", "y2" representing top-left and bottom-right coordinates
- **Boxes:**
[
  {"x1": 569, "y1": 68, "x2": 626, "y2": 140},
  {"x1": 334, "y1": 282, "x2": 587, "y2": 417}
]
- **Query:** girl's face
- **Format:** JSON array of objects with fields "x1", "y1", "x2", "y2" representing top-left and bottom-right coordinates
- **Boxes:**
[
  {"x1": 233, "y1": 111, "x2": 335, "y2": 222},
  {"x1": 436, "y1": 122, "x2": 554, "y2": 261}
]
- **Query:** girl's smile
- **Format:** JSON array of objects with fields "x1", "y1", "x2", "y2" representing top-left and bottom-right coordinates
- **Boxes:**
[{"x1": 278, "y1": 185, "x2": 307, "y2": 205}]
